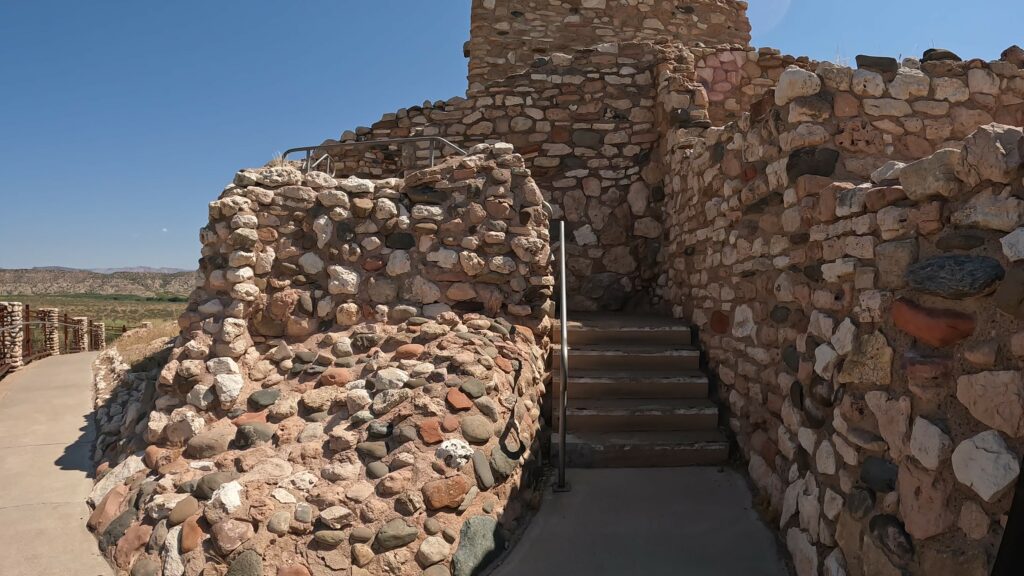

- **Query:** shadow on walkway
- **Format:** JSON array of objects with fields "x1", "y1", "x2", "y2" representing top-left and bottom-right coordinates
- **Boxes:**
[
  {"x1": 490, "y1": 467, "x2": 793, "y2": 576},
  {"x1": 0, "y1": 353, "x2": 112, "y2": 576}
]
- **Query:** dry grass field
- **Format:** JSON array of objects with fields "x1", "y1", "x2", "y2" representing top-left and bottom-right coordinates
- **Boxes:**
[{"x1": 7, "y1": 293, "x2": 186, "y2": 333}]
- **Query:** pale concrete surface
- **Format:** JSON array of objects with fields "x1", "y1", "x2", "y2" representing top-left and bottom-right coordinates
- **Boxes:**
[
  {"x1": 492, "y1": 467, "x2": 792, "y2": 576},
  {"x1": 0, "y1": 353, "x2": 112, "y2": 576}
]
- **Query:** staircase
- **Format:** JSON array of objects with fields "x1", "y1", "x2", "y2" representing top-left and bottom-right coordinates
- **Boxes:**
[{"x1": 552, "y1": 314, "x2": 729, "y2": 467}]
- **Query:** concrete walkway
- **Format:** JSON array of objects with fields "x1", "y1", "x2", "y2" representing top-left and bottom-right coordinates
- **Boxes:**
[
  {"x1": 0, "y1": 353, "x2": 112, "y2": 576},
  {"x1": 493, "y1": 467, "x2": 792, "y2": 576}
]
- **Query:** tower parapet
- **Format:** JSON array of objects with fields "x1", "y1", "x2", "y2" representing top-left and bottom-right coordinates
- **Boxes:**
[{"x1": 467, "y1": 0, "x2": 752, "y2": 87}]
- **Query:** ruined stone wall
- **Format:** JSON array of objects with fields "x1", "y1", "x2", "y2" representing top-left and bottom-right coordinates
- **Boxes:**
[
  {"x1": 692, "y1": 46, "x2": 815, "y2": 125},
  {"x1": 466, "y1": 0, "x2": 751, "y2": 87},
  {"x1": 661, "y1": 53, "x2": 1024, "y2": 575},
  {"x1": 85, "y1": 147, "x2": 554, "y2": 576},
  {"x1": 328, "y1": 43, "x2": 691, "y2": 311}
]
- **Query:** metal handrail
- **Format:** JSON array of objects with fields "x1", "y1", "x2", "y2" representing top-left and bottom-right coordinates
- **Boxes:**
[
  {"x1": 555, "y1": 219, "x2": 571, "y2": 492},
  {"x1": 282, "y1": 136, "x2": 470, "y2": 174}
]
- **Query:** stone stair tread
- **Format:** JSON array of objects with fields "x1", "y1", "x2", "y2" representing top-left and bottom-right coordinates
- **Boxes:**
[
  {"x1": 553, "y1": 369, "x2": 708, "y2": 382},
  {"x1": 558, "y1": 312, "x2": 692, "y2": 330},
  {"x1": 557, "y1": 311, "x2": 692, "y2": 325},
  {"x1": 567, "y1": 398, "x2": 718, "y2": 416},
  {"x1": 555, "y1": 344, "x2": 700, "y2": 355},
  {"x1": 564, "y1": 429, "x2": 729, "y2": 447}
]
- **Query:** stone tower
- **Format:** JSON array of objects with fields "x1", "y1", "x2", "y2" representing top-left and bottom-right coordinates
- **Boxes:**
[{"x1": 466, "y1": 0, "x2": 752, "y2": 87}]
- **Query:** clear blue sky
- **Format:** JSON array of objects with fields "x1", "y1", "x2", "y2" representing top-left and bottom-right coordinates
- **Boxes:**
[{"x1": 1, "y1": 0, "x2": 1021, "y2": 270}]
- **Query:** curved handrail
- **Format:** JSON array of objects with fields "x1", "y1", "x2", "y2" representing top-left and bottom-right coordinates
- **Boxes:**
[{"x1": 281, "y1": 136, "x2": 469, "y2": 173}]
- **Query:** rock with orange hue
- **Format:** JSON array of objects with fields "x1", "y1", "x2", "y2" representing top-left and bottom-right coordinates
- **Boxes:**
[
  {"x1": 422, "y1": 475, "x2": 472, "y2": 510},
  {"x1": 394, "y1": 343, "x2": 425, "y2": 360},
  {"x1": 277, "y1": 566, "x2": 312, "y2": 576},
  {"x1": 88, "y1": 484, "x2": 128, "y2": 533},
  {"x1": 419, "y1": 419, "x2": 444, "y2": 445},
  {"x1": 446, "y1": 388, "x2": 473, "y2": 411},
  {"x1": 114, "y1": 523, "x2": 152, "y2": 569},
  {"x1": 892, "y1": 299, "x2": 975, "y2": 348},
  {"x1": 494, "y1": 355, "x2": 513, "y2": 373},
  {"x1": 232, "y1": 410, "x2": 268, "y2": 426},
  {"x1": 143, "y1": 445, "x2": 169, "y2": 470},
  {"x1": 180, "y1": 514, "x2": 205, "y2": 553},
  {"x1": 320, "y1": 367, "x2": 354, "y2": 387}
]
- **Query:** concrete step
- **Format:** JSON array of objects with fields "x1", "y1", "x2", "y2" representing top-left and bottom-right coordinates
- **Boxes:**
[
  {"x1": 552, "y1": 369, "x2": 709, "y2": 399},
  {"x1": 553, "y1": 430, "x2": 730, "y2": 468},
  {"x1": 552, "y1": 345, "x2": 700, "y2": 371},
  {"x1": 559, "y1": 399, "x2": 719, "y2": 432},
  {"x1": 554, "y1": 314, "x2": 693, "y2": 346}
]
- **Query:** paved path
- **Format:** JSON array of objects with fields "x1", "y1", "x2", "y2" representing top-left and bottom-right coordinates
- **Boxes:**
[
  {"x1": 493, "y1": 467, "x2": 792, "y2": 576},
  {"x1": 0, "y1": 353, "x2": 112, "y2": 576}
]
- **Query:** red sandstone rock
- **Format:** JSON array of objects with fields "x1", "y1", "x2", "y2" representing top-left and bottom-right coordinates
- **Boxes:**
[
  {"x1": 710, "y1": 311, "x2": 730, "y2": 334},
  {"x1": 143, "y1": 445, "x2": 168, "y2": 470},
  {"x1": 422, "y1": 475, "x2": 472, "y2": 510},
  {"x1": 892, "y1": 299, "x2": 975, "y2": 348},
  {"x1": 114, "y1": 523, "x2": 152, "y2": 569},
  {"x1": 446, "y1": 388, "x2": 474, "y2": 411},
  {"x1": 494, "y1": 355, "x2": 513, "y2": 373},
  {"x1": 320, "y1": 367, "x2": 354, "y2": 387},
  {"x1": 362, "y1": 258, "x2": 385, "y2": 272},
  {"x1": 233, "y1": 410, "x2": 268, "y2": 426},
  {"x1": 394, "y1": 343, "x2": 425, "y2": 360},
  {"x1": 180, "y1": 514, "x2": 204, "y2": 553},
  {"x1": 88, "y1": 484, "x2": 128, "y2": 533},
  {"x1": 419, "y1": 419, "x2": 444, "y2": 445}
]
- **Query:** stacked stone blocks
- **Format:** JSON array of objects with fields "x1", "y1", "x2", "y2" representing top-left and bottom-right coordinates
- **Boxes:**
[
  {"x1": 0, "y1": 302, "x2": 24, "y2": 371},
  {"x1": 663, "y1": 53, "x2": 1024, "y2": 576},
  {"x1": 85, "y1": 146, "x2": 554, "y2": 576}
]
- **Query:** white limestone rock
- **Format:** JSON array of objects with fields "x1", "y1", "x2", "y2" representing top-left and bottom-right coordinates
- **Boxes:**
[{"x1": 952, "y1": 431, "x2": 1021, "y2": 502}]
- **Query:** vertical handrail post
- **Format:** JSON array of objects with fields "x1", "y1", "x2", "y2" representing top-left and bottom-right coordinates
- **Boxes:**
[
  {"x1": 23, "y1": 304, "x2": 31, "y2": 359},
  {"x1": 554, "y1": 219, "x2": 571, "y2": 492}
]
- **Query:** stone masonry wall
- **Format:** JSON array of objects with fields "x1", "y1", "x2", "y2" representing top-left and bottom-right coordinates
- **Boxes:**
[
  {"x1": 327, "y1": 43, "x2": 692, "y2": 312},
  {"x1": 662, "y1": 50, "x2": 1024, "y2": 576},
  {"x1": 0, "y1": 302, "x2": 24, "y2": 371},
  {"x1": 466, "y1": 0, "x2": 751, "y2": 87},
  {"x1": 693, "y1": 46, "x2": 815, "y2": 125},
  {"x1": 85, "y1": 146, "x2": 554, "y2": 576}
]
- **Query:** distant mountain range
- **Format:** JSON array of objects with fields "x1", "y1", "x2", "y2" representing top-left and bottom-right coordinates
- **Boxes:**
[
  {"x1": 33, "y1": 266, "x2": 191, "y2": 275},
  {"x1": 0, "y1": 267, "x2": 197, "y2": 297}
]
